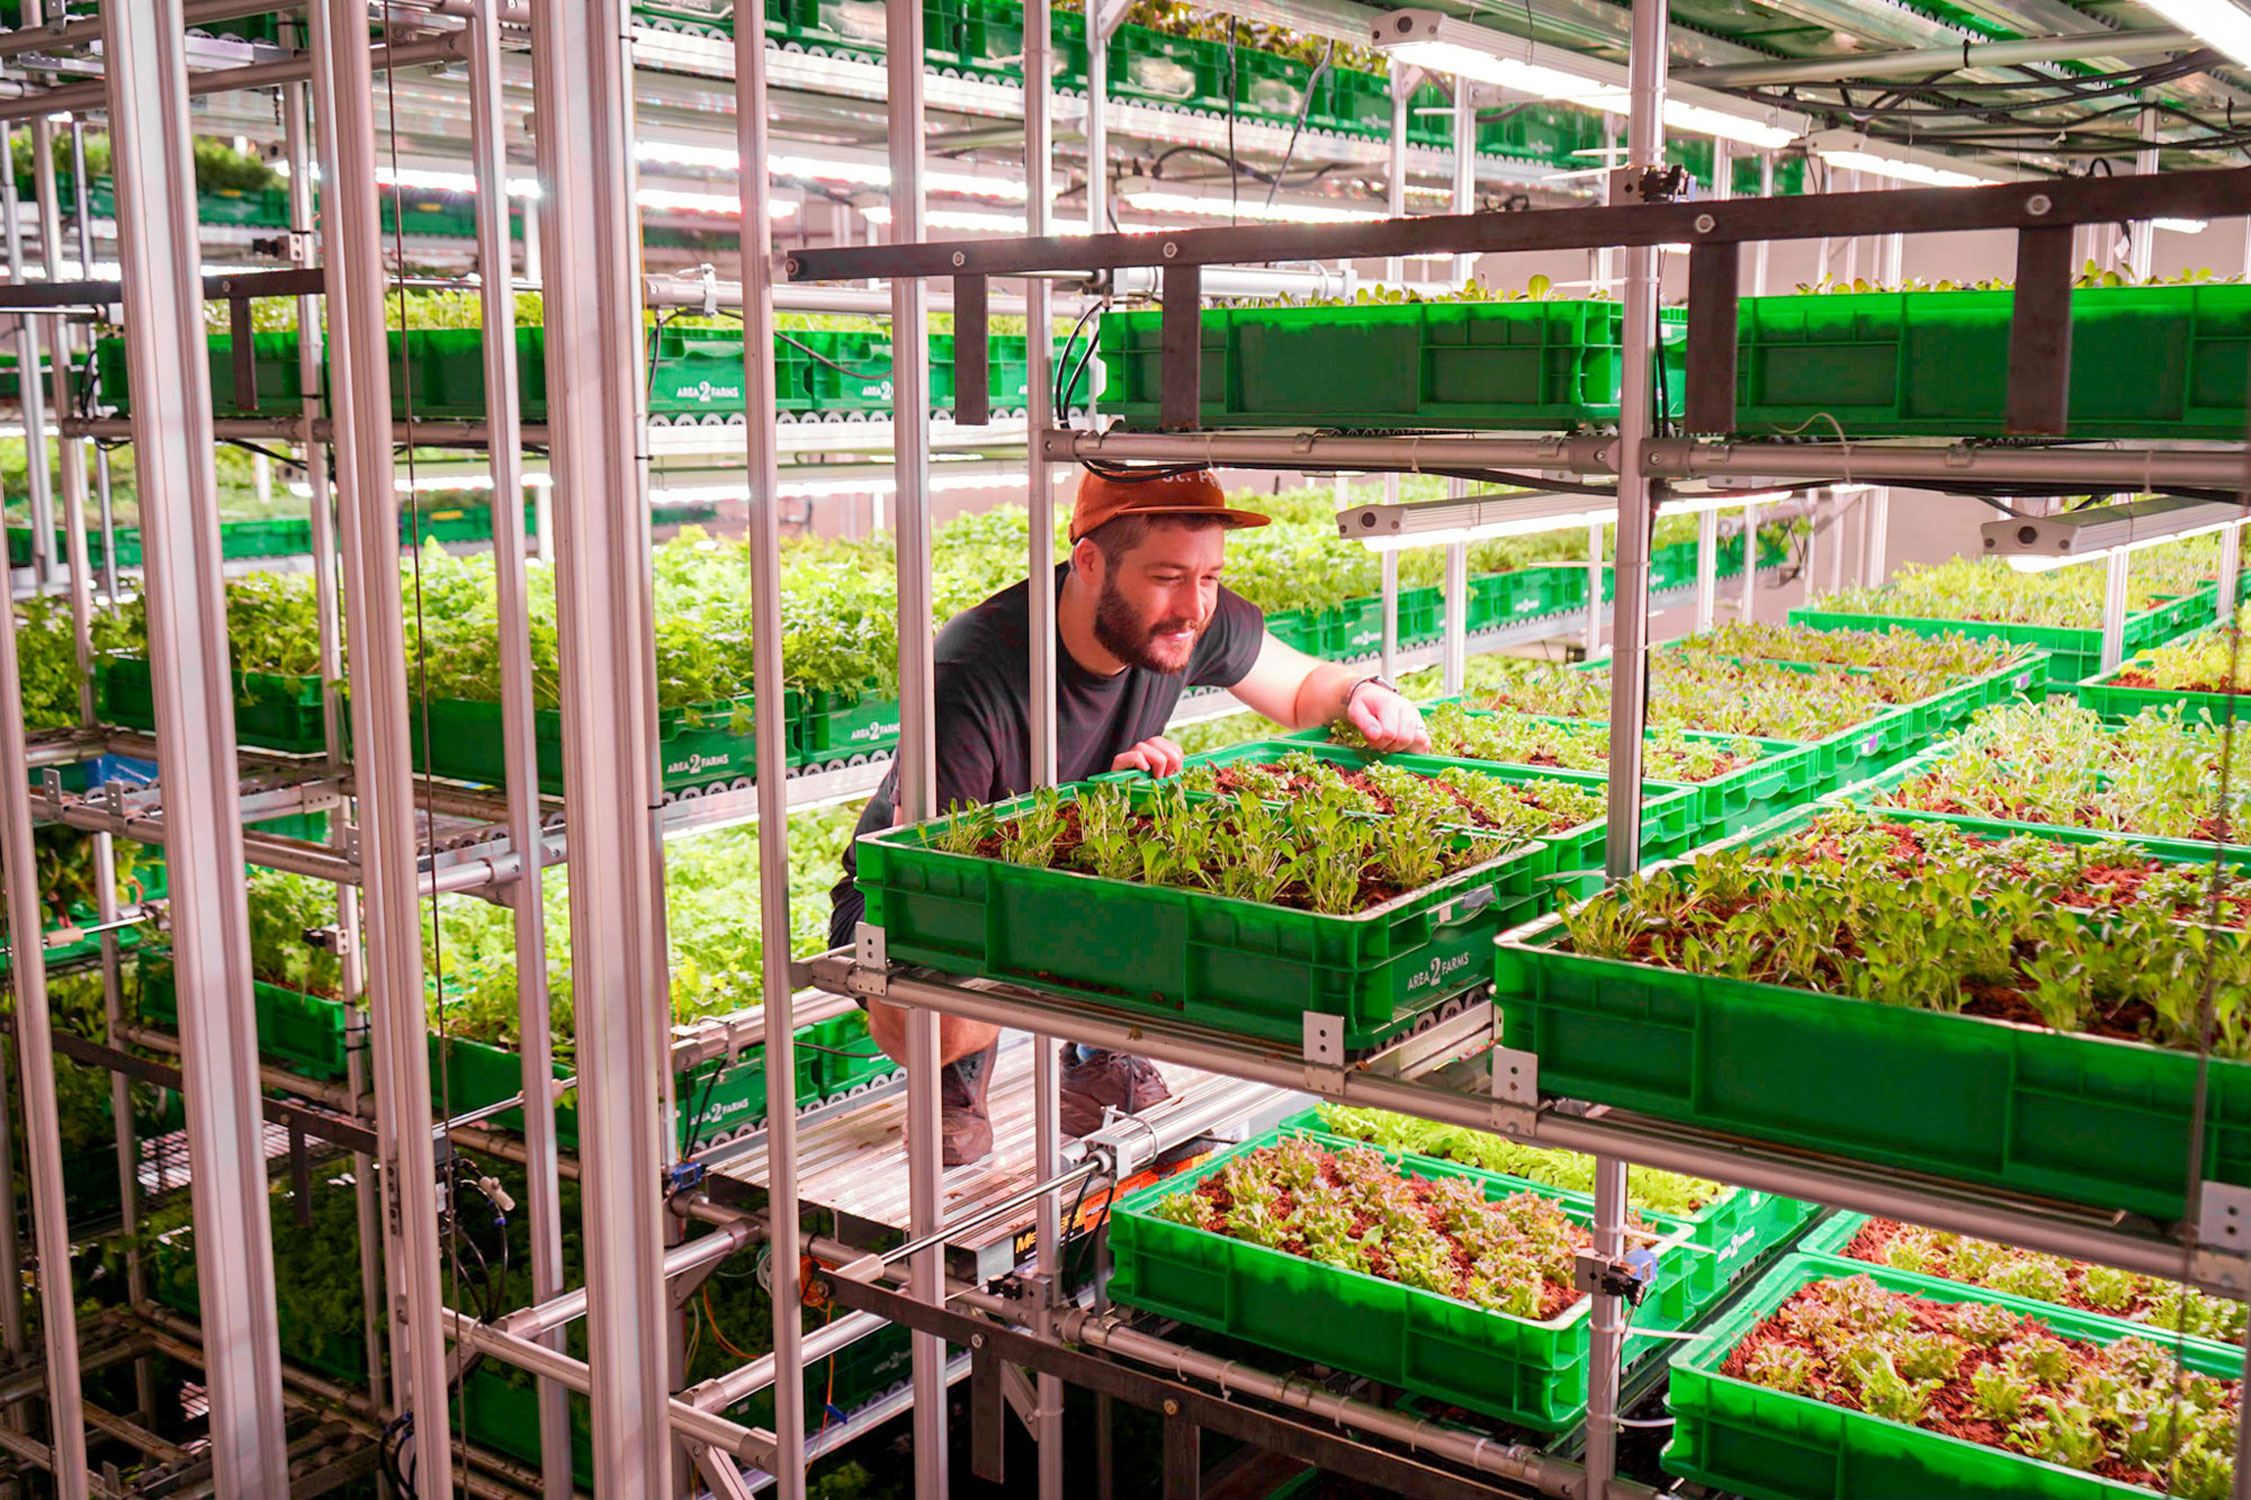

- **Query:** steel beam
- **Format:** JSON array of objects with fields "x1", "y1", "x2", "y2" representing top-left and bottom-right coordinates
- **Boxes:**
[
  {"x1": 790, "y1": 169, "x2": 2251, "y2": 280},
  {"x1": 0, "y1": 0, "x2": 309, "y2": 61},
  {"x1": 532, "y1": 2, "x2": 676, "y2": 1494},
  {"x1": 101, "y1": 2, "x2": 287, "y2": 1491},
  {"x1": 0, "y1": 267, "x2": 324, "y2": 312},
  {"x1": 1, "y1": 125, "x2": 55, "y2": 587}
]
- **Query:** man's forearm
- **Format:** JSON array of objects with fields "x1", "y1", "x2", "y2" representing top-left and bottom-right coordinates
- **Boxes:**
[{"x1": 1288, "y1": 659, "x2": 1369, "y2": 729}]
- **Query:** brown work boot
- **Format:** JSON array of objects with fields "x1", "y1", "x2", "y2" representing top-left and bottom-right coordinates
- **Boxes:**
[
  {"x1": 1059, "y1": 1044, "x2": 1171, "y2": 1138},
  {"x1": 939, "y1": 1039, "x2": 999, "y2": 1167}
]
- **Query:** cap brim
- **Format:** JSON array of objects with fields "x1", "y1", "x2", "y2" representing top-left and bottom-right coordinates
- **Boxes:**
[{"x1": 1070, "y1": 505, "x2": 1271, "y2": 541}]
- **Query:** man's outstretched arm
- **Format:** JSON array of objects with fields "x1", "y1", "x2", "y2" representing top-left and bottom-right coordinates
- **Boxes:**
[{"x1": 1223, "y1": 634, "x2": 1430, "y2": 752}]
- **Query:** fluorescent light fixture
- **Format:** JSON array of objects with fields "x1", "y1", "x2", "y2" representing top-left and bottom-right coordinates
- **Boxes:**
[
  {"x1": 2134, "y1": 0, "x2": 2251, "y2": 68},
  {"x1": 636, "y1": 186, "x2": 798, "y2": 216},
  {"x1": 1982, "y1": 496, "x2": 2248, "y2": 573},
  {"x1": 1371, "y1": 10, "x2": 1796, "y2": 150},
  {"x1": 369, "y1": 163, "x2": 542, "y2": 199},
  {"x1": 1121, "y1": 189, "x2": 1391, "y2": 224},
  {"x1": 1343, "y1": 486, "x2": 1789, "y2": 551},
  {"x1": 860, "y1": 205, "x2": 1090, "y2": 234},
  {"x1": 2155, "y1": 217, "x2": 2210, "y2": 233},
  {"x1": 1805, "y1": 130, "x2": 1990, "y2": 189}
]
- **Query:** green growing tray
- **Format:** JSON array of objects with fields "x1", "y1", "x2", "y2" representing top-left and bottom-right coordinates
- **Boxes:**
[
  {"x1": 154, "y1": 1230, "x2": 368, "y2": 1386},
  {"x1": 1108, "y1": 1124, "x2": 1702, "y2": 1430},
  {"x1": 1097, "y1": 301, "x2": 1686, "y2": 431},
  {"x1": 1731, "y1": 284, "x2": 2251, "y2": 439},
  {"x1": 1829, "y1": 746, "x2": 2251, "y2": 859},
  {"x1": 97, "y1": 655, "x2": 327, "y2": 754},
  {"x1": 1466, "y1": 567, "x2": 1585, "y2": 632},
  {"x1": 386, "y1": 691, "x2": 784, "y2": 796},
  {"x1": 2079, "y1": 647, "x2": 2244, "y2": 728},
  {"x1": 1261, "y1": 606, "x2": 1325, "y2": 658},
  {"x1": 139, "y1": 960, "x2": 349, "y2": 1081},
  {"x1": 1664, "y1": 1252, "x2": 2244, "y2": 1500},
  {"x1": 1165, "y1": 739, "x2": 1701, "y2": 901},
  {"x1": 1276, "y1": 1109, "x2": 1817, "y2": 1319},
  {"x1": 807, "y1": 1008, "x2": 901, "y2": 1097},
  {"x1": 857, "y1": 781, "x2": 1553, "y2": 1051},
  {"x1": 1789, "y1": 584, "x2": 2221, "y2": 695},
  {"x1": 1493, "y1": 892, "x2": 2251, "y2": 1222},
  {"x1": 794, "y1": 684, "x2": 900, "y2": 770},
  {"x1": 1316, "y1": 587, "x2": 1444, "y2": 659}
]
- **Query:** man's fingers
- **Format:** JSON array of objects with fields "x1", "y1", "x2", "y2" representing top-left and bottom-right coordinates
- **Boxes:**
[{"x1": 1147, "y1": 736, "x2": 1185, "y2": 778}]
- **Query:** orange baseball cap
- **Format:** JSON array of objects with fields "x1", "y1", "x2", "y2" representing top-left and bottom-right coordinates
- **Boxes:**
[{"x1": 1068, "y1": 467, "x2": 1272, "y2": 543}]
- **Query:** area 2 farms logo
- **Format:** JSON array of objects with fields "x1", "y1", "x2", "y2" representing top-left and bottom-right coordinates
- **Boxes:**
[
  {"x1": 680, "y1": 378, "x2": 744, "y2": 406},
  {"x1": 1405, "y1": 949, "x2": 1475, "y2": 994},
  {"x1": 669, "y1": 749, "x2": 740, "y2": 779}
]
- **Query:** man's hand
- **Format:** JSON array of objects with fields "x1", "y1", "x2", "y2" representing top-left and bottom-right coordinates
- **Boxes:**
[
  {"x1": 1110, "y1": 735, "x2": 1186, "y2": 778},
  {"x1": 1347, "y1": 683, "x2": 1430, "y2": 754}
]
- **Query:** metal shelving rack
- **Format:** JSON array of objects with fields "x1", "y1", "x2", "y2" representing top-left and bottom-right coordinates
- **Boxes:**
[{"x1": 0, "y1": 3, "x2": 2244, "y2": 1500}]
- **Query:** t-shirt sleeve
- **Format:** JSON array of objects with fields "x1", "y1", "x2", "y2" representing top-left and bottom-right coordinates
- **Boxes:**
[
  {"x1": 1188, "y1": 584, "x2": 1267, "y2": 689},
  {"x1": 929, "y1": 658, "x2": 1007, "y2": 813}
]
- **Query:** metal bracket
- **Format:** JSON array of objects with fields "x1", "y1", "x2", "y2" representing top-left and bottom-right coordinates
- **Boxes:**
[
  {"x1": 1301, "y1": 1013, "x2": 1345, "y2": 1093},
  {"x1": 687, "y1": 1443, "x2": 758, "y2": 1500},
  {"x1": 848, "y1": 922, "x2": 890, "y2": 1000},
  {"x1": 999, "y1": 1362, "x2": 1040, "y2": 1430},
  {"x1": 1484, "y1": 1045, "x2": 1540, "y2": 1135},
  {"x1": 2196, "y1": 1181, "x2": 2251, "y2": 1254},
  {"x1": 1610, "y1": 164, "x2": 1692, "y2": 205},
  {"x1": 1364, "y1": 998, "x2": 1495, "y2": 1083}
]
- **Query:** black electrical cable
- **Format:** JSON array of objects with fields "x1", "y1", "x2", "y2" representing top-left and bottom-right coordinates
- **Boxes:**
[
  {"x1": 679, "y1": 1058, "x2": 726, "y2": 1160},
  {"x1": 1053, "y1": 296, "x2": 1108, "y2": 417},
  {"x1": 1148, "y1": 143, "x2": 1342, "y2": 190},
  {"x1": 1264, "y1": 39, "x2": 1334, "y2": 212},
  {"x1": 1059, "y1": 1158, "x2": 1103, "y2": 1291}
]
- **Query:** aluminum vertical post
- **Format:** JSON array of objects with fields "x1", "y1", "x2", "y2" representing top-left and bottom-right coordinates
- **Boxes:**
[
  {"x1": 1085, "y1": 16, "x2": 1109, "y2": 235},
  {"x1": 1582, "y1": 519, "x2": 1603, "y2": 658},
  {"x1": 1749, "y1": 154, "x2": 1773, "y2": 295},
  {"x1": 2221, "y1": 521, "x2": 2241, "y2": 612},
  {"x1": 1826, "y1": 490, "x2": 1847, "y2": 596},
  {"x1": 1738, "y1": 497, "x2": 1759, "y2": 623},
  {"x1": 313, "y1": 2, "x2": 456, "y2": 1490},
  {"x1": 1694, "y1": 504, "x2": 1718, "y2": 633},
  {"x1": 93, "y1": 831, "x2": 158, "y2": 1425},
  {"x1": 737, "y1": 13, "x2": 809, "y2": 1500},
  {"x1": 1862, "y1": 488, "x2": 1890, "y2": 588},
  {"x1": 103, "y1": 3, "x2": 286, "y2": 1490},
  {"x1": 885, "y1": 0, "x2": 948, "y2": 1493},
  {"x1": 1589, "y1": 7, "x2": 1669, "y2": 1488},
  {"x1": 29, "y1": 91, "x2": 92, "y2": 725},
  {"x1": 1024, "y1": 0, "x2": 1068, "y2": 1489},
  {"x1": 68, "y1": 124, "x2": 117, "y2": 603},
  {"x1": 2101, "y1": 548, "x2": 2131, "y2": 674},
  {"x1": 284, "y1": 72, "x2": 389, "y2": 1422},
  {"x1": 1442, "y1": 541, "x2": 1467, "y2": 694},
  {"x1": 1450, "y1": 78, "x2": 1474, "y2": 288},
  {"x1": 1385, "y1": 64, "x2": 1408, "y2": 286},
  {"x1": 0, "y1": 123, "x2": 53, "y2": 587},
  {"x1": 1379, "y1": 548, "x2": 1398, "y2": 679},
  {"x1": 2129, "y1": 100, "x2": 2160, "y2": 282},
  {"x1": 530, "y1": 3, "x2": 675, "y2": 1493},
  {"x1": 468, "y1": 4, "x2": 571, "y2": 1492}
]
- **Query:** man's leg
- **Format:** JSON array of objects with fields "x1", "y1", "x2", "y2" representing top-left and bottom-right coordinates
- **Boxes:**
[
  {"x1": 866, "y1": 999, "x2": 1002, "y2": 1167},
  {"x1": 1058, "y1": 1043, "x2": 1171, "y2": 1137}
]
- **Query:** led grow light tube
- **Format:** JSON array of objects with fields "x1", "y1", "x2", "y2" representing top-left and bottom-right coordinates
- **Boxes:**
[
  {"x1": 1370, "y1": 10, "x2": 1797, "y2": 150},
  {"x1": 1119, "y1": 189, "x2": 1393, "y2": 224},
  {"x1": 1982, "y1": 496, "x2": 2250, "y2": 572},
  {"x1": 1803, "y1": 130, "x2": 2000, "y2": 189},
  {"x1": 2132, "y1": 0, "x2": 2251, "y2": 68},
  {"x1": 1343, "y1": 487, "x2": 1789, "y2": 550}
]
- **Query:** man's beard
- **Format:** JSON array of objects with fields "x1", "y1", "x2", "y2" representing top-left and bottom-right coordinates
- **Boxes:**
[{"x1": 1093, "y1": 575, "x2": 1207, "y2": 673}]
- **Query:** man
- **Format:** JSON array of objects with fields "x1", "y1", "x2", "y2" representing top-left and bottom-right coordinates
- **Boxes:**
[{"x1": 831, "y1": 466, "x2": 1430, "y2": 1165}]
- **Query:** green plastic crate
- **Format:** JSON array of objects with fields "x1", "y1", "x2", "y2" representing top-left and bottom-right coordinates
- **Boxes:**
[
  {"x1": 2079, "y1": 648, "x2": 2245, "y2": 728},
  {"x1": 1664, "y1": 1253, "x2": 2244, "y2": 1500},
  {"x1": 98, "y1": 656, "x2": 327, "y2": 754},
  {"x1": 154, "y1": 1227, "x2": 367, "y2": 1386},
  {"x1": 794, "y1": 685, "x2": 900, "y2": 770},
  {"x1": 1829, "y1": 746, "x2": 2251, "y2": 861},
  {"x1": 806, "y1": 1008, "x2": 901, "y2": 1098},
  {"x1": 857, "y1": 781, "x2": 1553, "y2": 1051},
  {"x1": 1163, "y1": 739, "x2": 1700, "y2": 901},
  {"x1": 1731, "y1": 284, "x2": 2251, "y2": 439},
  {"x1": 1262, "y1": 606, "x2": 1325, "y2": 658},
  {"x1": 1492, "y1": 896, "x2": 2251, "y2": 1222},
  {"x1": 1790, "y1": 583, "x2": 2222, "y2": 686},
  {"x1": 1276, "y1": 1109, "x2": 1816, "y2": 1317},
  {"x1": 388, "y1": 692, "x2": 784, "y2": 796},
  {"x1": 431, "y1": 1034, "x2": 580, "y2": 1149},
  {"x1": 1108, "y1": 1125, "x2": 1702, "y2": 1431},
  {"x1": 139, "y1": 960, "x2": 349, "y2": 1081},
  {"x1": 1466, "y1": 567, "x2": 1583, "y2": 632},
  {"x1": 95, "y1": 330, "x2": 310, "y2": 417},
  {"x1": 1319, "y1": 587, "x2": 1441, "y2": 659},
  {"x1": 1097, "y1": 301, "x2": 1686, "y2": 431}
]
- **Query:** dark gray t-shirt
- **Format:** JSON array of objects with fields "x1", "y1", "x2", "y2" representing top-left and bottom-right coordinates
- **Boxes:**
[{"x1": 829, "y1": 562, "x2": 1266, "y2": 943}]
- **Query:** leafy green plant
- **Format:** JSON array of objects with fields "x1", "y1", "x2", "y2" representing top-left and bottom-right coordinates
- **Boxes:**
[
  {"x1": 1335, "y1": 701, "x2": 1765, "y2": 784},
  {"x1": 1313, "y1": 1105, "x2": 1722, "y2": 1216},
  {"x1": 1465, "y1": 653, "x2": 1959, "y2": 741},
  {"x1": 1176, "y1": 749, "x2": 1605, "y2": 843},
  {"x1": 2111, "y1": 607, "x2": 2250, "y2": 696},
  {"x1": 1838, "y1": 1216, "x2": 2245, "y2": 1344},
  {"x1": 1817, "y1": 534, "x2": 2230, "y2": 630},
  {"x1": 1729, "y1": 1275, "x2": 2238, "y2": 1496},
  {"x1": 1151, "y1": 1137, "x2": 1599, "y2": 1318}
]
